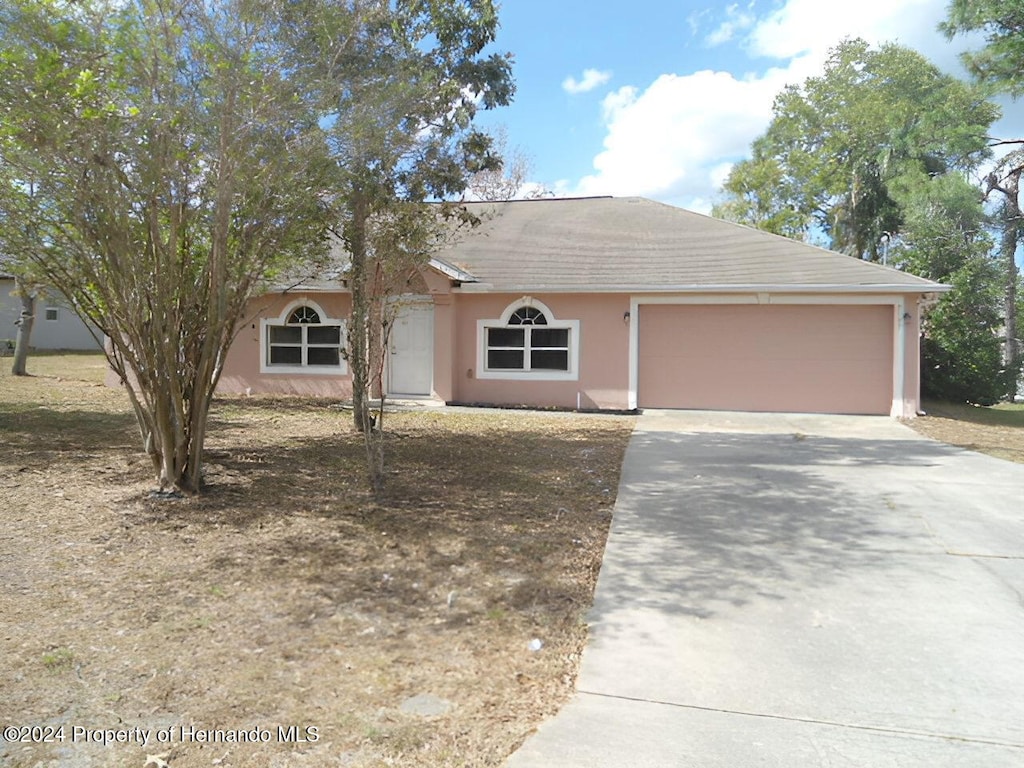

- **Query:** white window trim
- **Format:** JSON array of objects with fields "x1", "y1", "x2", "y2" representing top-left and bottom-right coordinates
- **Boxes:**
[
  {"x1": 44, "y1": 306, "x2": 60, "y2": 321},
  {"x1": 259, "y1": 298, "x2": 348, "y2": 375},
  {"x1": 476, "y1": 297, "x2": 579, "y2": 381}
]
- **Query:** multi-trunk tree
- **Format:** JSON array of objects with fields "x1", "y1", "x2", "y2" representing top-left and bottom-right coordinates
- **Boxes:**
[
  {"x1": 0, "y1": 0, "x2": 515, "y2": 496},
  {"x1": 0, "y1": 0, "x2": 336, "y2": 494}
]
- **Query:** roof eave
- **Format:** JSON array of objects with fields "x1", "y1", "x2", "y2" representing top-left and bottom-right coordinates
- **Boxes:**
[
  {"x1": 428, "y1": 257, "x2": 478, "y2": 283},
  {"x1": 453, "y1": 282, "x2": 949, "y2": 294},
  {"x1": 266, "y1": 280, "x2": 348, "y2": 294}
]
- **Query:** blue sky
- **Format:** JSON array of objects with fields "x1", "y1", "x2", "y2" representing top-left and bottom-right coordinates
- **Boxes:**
[{"x1": 476, "y1": 0, "x2": 1023, "y2": 215}]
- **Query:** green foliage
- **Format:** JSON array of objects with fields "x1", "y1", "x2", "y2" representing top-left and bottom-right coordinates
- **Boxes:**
[
  {"x1": 715, "y1": 38, "x2": 998, "y2": 261},
  {"x1": 944, "y1": 4, "x2": 1024, "y2": 400},
  {"x1": 890, "y1": 172, "x2": 990, "y2": 280},
  {"x1": 942, "y1": 0, "x2": 1024, "y2": 97},
  {"x1": 712, "y1": 155, "x2": 811, "y2": 238},
  {"x1": 921, "y1": 259, "x2": 1016, "y2": 405},
  {"x1": 892, "y1": 172, "x2": 1017, "y2": 404},
  {"x1": 716, "y1": 38, "x2": 1013, "y2": 404},
  {"x1": 41, "y1": 646, "x2": 74, "y2": 672},
  {"x1": 281, "y1": 0, "x2": 514, "y2": 493},
  {"x1": 0, "y1": 0, "x2": 514, "y2": 494}
]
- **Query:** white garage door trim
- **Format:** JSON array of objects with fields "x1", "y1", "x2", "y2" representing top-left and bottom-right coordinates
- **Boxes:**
[{"x1": 627, "y1": 293, "x2": 908, "y2": 417}]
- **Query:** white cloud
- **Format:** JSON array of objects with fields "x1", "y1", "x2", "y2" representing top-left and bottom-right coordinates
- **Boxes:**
[
  {"x1": 570, "y1": 0, "x2": 968, "y2": 212},
  {"x1": 748, "y1": 0, "x2": 945, "y2": 62},
  {"x1": 562, "y1": 68, "x2": 613, "y2": 95},
  {"x1": 686, "y1": 9, "x2": 712, "y2": 38},
  {"x1": 705, "y1": 3, "x2": 757, "y2": 47},
  {"x1": 573, "y1": 69, "x2": 790, "y2": 210}
]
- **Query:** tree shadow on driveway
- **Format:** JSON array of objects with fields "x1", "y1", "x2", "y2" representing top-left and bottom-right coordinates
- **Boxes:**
[{"x1": 588, "y1": 429, "x2": 961, "y2": 625}]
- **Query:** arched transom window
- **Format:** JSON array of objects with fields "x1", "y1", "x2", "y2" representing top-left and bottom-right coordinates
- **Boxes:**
[
  {"x1": 508, "y1": 306, "x2": 547, "y2": 325},
  {"x1": 261, "y1": 300, "x2": 346, "y2": 374},
  {"x1": 477, "y1": 299, "x2": 579, "y2": 381}
]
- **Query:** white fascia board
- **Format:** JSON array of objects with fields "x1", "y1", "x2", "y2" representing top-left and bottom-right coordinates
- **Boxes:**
[
  {"x1": 428, "y1": 258, "x2": 478, "y2": 283},
  {"x1": 266, "y1": 282, "x2": 349, "y2": 294}
]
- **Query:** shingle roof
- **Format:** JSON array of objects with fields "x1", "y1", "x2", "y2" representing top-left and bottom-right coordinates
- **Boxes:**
[{"x1": 443, "y1": 197, "x2": 943, "y2": 293}]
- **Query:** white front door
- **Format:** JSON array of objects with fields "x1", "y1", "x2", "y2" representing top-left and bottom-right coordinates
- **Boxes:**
[{"x1": 388, "y1": 301, "x2": 434, "y2": 396}]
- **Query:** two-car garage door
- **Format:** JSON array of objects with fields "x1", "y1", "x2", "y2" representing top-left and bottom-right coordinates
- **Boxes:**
[{"x1": 637, "y1": 304, "x2": 894, "y2": 415}]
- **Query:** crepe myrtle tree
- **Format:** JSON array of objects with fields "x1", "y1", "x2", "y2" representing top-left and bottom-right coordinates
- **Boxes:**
[{"x1": 0, "y1": 0, "x2": 336, "y2": 494}]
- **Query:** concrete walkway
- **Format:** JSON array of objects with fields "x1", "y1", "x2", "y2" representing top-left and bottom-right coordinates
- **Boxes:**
[{"x1": 506, "y1": 410, "x2": 1024, "y2": 767}]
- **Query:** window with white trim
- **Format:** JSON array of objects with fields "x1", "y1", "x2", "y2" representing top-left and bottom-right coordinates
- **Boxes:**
[
  {"x1": 44, "y1": 306, "x2": 59, "y2": 321},
  {"x1": 477, "y1": 299, "x2": 579, "y2": 381},
  {"x1": 261, "y1": 301, "x2": 346, "y2": 374}
]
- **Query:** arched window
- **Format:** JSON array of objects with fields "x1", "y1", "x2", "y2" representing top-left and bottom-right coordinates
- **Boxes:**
[
  {"x1": 477, "y1": 299, "x2": 579, "y2": 381},
  {"x1": 261, "y1": 300, "x2": 346, "y2": 373},
  {"x1": 286, "y1": 306, "x2": 322, "y2": 324},
  {"x1": 507, "y1": 306, "x2": 547, "y2": 326}
]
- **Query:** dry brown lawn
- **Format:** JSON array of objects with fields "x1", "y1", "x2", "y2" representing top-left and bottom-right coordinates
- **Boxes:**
[
  {"x1": 5, "y1": 354, "x2": 1020, "y2": 768},
  {"x1": 0, "y1": 352, "x2": 634, "y2": 768},
  {"x1": 907, "y1": 399, "x2": 1024, "y2": 464}
]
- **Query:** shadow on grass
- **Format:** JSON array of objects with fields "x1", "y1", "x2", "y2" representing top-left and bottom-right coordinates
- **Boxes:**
[
  {"x1": 124, "y1": 414, "x2": 628, "y2": 624},
  {"x1": 144, "y1": 419, "x2": 622, "y2": 524},
  {"x1": 923, "y1": 399, "x2": 1024, "y2": 427},
  {"x1": 0, "y1": 403, "x2": 138, "y2": 457},
  {"x1": 1, "y1": 389, "x2": 629, "y2": 628}
]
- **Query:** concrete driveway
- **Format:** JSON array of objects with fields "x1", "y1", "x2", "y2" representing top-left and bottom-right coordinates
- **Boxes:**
[{"x1": 506, "y1": 410, "x2": 1024, "y2": 767}]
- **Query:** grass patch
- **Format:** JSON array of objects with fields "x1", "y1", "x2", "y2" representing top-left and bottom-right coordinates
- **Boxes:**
[
  {"x1": 40, "y1": 647, "x2": 74, "y2": 673},
  {"x1": 2, "y1": 348, "x2": 110, "y2": 383},
  {"x1": 908, "y1": 400, "x2": 1024, "y2": 464},
  {"x1": 921, "y1": 400, "x2": 1024, "y2": 427}
]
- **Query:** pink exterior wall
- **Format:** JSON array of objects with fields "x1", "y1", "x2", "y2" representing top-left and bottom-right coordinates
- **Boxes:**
[
  {"x1": 450, "y1": 293, "x2": 632, "y2": 410},
  {"x1": 432, "y1": 295, "x2": 456, "y2": 402},
  {"x1": 217, "y1": 288, "x2": 634, "y2": 409},
  {"x1": 210, "y1": 285, "x2": 928, "y2": 416},
  {"x1": 218, "y1": 292, "x2": 353, "y2": 398}
]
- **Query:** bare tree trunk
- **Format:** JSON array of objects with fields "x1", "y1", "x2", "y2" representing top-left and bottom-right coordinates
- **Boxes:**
[
  {"x1": 345, "y1": 193, "x2": 391, "y2": 497},
  {"x1": 347, "y1": 193, "x2": 373, "y2": 437},
  {"x1": 999, "y1": 195, "x2": 1022, "y2": 399},
  {"x1": 365, "y1": 300, "x2": 394, "y2": 499},
  {"x1": 11, "y1": 278, "x2": 36, "y2": 376}
]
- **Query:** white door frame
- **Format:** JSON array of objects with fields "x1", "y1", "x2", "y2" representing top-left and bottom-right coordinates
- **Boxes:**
[{"x1": 386, "y1": 297, "x2": 434, "y2": 397}]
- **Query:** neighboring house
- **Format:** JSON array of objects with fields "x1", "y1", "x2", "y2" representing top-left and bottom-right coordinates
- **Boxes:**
[
  {"x1": 0, "y1": 274, "x2": 103, "y2": 351},
  {"x1": 218, "y1": 197, "x2": 948, "y2": 417}
]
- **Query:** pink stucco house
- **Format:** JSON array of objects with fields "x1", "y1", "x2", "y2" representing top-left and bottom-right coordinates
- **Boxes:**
[{"x1": 219, "y1": 196, "x2": 947, "y2": 417}]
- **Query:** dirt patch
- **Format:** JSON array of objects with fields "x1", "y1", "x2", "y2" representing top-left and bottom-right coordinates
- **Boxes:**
[
  {"x1": 907, "y1": 400, "x2": 1024, "y2": 464},
  {"x1": 0, "y1": 354, "x2": 634, "y2": 767}
]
